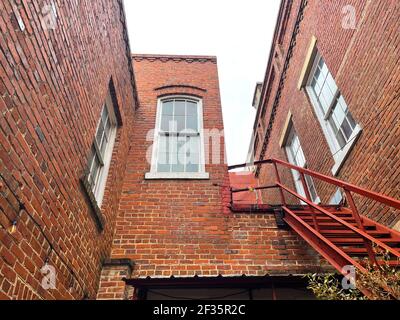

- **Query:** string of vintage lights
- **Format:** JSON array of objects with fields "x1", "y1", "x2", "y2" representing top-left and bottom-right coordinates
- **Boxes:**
[{"x1": 0, "y1": 172, "x2": 88, "y2": 299}]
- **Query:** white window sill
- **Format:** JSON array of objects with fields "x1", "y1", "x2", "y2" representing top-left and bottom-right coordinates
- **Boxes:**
[
  {"x1": 145, "y1": 172, "x2": 210, "y2": 180},
  {"x1": 331, "y1": 126, "x2": 362, "y2": 176}
]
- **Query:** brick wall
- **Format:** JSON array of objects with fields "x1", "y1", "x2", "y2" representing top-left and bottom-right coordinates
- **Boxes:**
[
  {"x1": 101, "y1": 54, "x2": 323, "y2": 299},
  {"x1": 253, "y1": 0, "x2": 400, "y2": 228},
  {"x1": 0, "y1": 0, "x2": 137, "y2": 299}
]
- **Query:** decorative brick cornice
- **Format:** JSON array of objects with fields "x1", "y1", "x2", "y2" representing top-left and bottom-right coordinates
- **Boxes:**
[
  {"x1": 132, "y1": 54, "x2": 217, "y2": 64},
  {"x1": 256, "y1": 0, "x2": 308, "y2": 176},
  {"x1": 117, "y1": 0, "x2": 140, "y2": 108}
]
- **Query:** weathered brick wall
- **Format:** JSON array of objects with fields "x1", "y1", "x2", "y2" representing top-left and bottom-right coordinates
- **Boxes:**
[
  {"x1": 0, "y1": 0, "x2": 137, "y2": 299},
  {"x1": 254, "y1": 0, "x2": 400, "y2": 228},
  {"x1": 104, "y1": 55, "x2": 322, "y2": 297},
  {"x1": 96, "y1": 259, "x2": 134, "y2": 300}
]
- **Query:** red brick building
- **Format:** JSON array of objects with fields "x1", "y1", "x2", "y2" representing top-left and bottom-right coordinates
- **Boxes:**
[
  {"x1": 1, "y1": 0, "x2": 400, "y2": 300},
  {"x1": 248, "y1": 0, "x2": 400, "y2": 229},
  {"x1": 95, "y1": 54, "x2": 321, "y2": 300},
  {"x1": 0, "y1": 0, "x2": 138, "y2": 299}
]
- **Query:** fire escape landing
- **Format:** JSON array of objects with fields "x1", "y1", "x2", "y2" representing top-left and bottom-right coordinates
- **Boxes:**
[{"x1": 228, "y1": 159, "x2": 400, "y2": 298}]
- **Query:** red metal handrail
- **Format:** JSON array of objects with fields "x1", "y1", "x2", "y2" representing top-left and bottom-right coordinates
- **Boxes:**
[
  {"x1": 228, "y1": 158, "x2": 400, "y2": 263},
  {"x1": 229, "y1": 158, "x2": 400, "y2": 210},
  {"x1": 277, "y1": 182, "x2": 400, "y2": 259}
]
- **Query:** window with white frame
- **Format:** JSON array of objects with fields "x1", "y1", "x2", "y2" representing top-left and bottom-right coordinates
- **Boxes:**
[
  {"x1": 146, "y1": 96, "x2": 208, "y2": 179},
  {"x1": 330, "y1": 189, "x2": 343, "y2": 205},
  {"x1": 285, "y1": 126, "x2": 319, "y2": 203},
  {"x1": 306, "y1": 52, "x2": 361, "y2": 174},
  {"x1": 86, "y1": 97, "x2": 117, "y2": 207}
]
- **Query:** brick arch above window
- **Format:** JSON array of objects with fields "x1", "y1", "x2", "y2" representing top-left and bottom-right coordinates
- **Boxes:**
[{"x1": 155, "y1": 84, "x2": 207, "y2": 98}]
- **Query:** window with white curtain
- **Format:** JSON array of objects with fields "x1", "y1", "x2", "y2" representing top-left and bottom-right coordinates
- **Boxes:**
[
  {"x1": 146, "y1": 96, "x2": 208, "y2": 180},
  {"x1": 306, "y1": 52, "x2": 362, "y2": 175},
  {"x1": 285, "y1": 126, "x2": 319, "y2": 204}
]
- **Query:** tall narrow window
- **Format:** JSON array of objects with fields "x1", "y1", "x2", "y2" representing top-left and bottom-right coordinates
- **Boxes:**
[
  {"x1": 86, "y1": 95, "x2": 117, "y2": 207},
  {"x1": 285, "y1": 126, "x2": 319, "y2": 203},
  {"x1": 146, "y1": 96, "x2": 208, "y2": 180},
  {"x1": 306, "y1": 52, "x2": 361, "y2": 175}
]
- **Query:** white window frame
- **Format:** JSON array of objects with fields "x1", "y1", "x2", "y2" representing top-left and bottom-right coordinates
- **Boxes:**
[
  {"x1": 330, "y1": 188, "x2": 343, "y2": 205},
  {"x1": 285, "y1": 125, "x2": 320, "y2": 204},
  {"x1": 145, "y1": 95, "x2": 209, "y2": 180},
  {"x1": 86, "y1": 93, "x2": 118, "y2": 207},
  {"x1": 305, "y1": 52, "x2": 362, "y2": 176}
]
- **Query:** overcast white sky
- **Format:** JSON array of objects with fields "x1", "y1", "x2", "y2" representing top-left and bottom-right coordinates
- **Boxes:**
[{"x1": 123, "y1": 0, "x2": 281, "y2": 165}]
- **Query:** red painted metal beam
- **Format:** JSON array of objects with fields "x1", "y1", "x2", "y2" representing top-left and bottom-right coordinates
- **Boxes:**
[
  {"x1": 282, "y1": 206, "x2": 367, "y2": 273},
  {"x1": 228, "y1": 158, "x2": 400, "y2": 210},
  {"x1": 271, "y1": 158, "x2": 400, "y2": 210},
  {"x1": 278, "y1": 183, "x2": 400, "y2": 259}
]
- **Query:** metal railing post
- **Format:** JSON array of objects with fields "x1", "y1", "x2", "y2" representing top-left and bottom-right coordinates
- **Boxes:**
[
  {"x1": 300, "y1": 172, "x2": 319, "y2": 232},
  {"x1": 344, "y1": 189, "x2": 378, "y2": 266},
  {"x1": 273, "y1": 162, "x2": 287, "y2": 206}
]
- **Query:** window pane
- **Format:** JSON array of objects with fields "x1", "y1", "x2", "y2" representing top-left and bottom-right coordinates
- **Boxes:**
[
  {"x1": 341, "y1": 118, "x2": 353, "y2": 140},
  {"x1": 320, "y1": 81, "x2": 335, "y2": 108},
  {"x1": 101, "y1": 105, "x2": 109, "y2": 124},
  {"x1": 332, "y1": 103, "x2": 346, "y2": 129},
  {"x1": 161, "y1": 115, "x2": 173, "y2": 131},
  {"x1": 187, "y1": 101, "x2": 198, "y2": 131},
  {"x1": 158, "y1": 152, "x2": 170, "y2": 165},
  {"x1": 325, "y1": 73, "x2": 338, "y2": 97},
  {"x1": 158, "y1": 135, "x2": 168, "y2": 153},
  {"x1": 186, "y1": 164, "x2": 199, "y2": 173},
  {"x1": 172, "y1": 138, "x2": 185, "y2": 173},
  {"x1": 186, "y1": 136, "x2": 200, "y2": 172},
  {"x1": 157, "y1": 162, "x2": 170, "y2": 173},
  {"x1": 90, "y1": 152, "x2": 101, "y2": 190},
  {"x1": 315, "y1": 69, "x2": 326, "y2": 93},
  {"x1": 187, "y1": 116, "x2": 198, "y2": 131},
  {"x1": 311, "y1": 78, "x2": 322, "y2": 97},
  {"x1": 175, "y1": 116, "x2": 185, "y2": 132},
  {"x1": 329, "y1": 116, "x2": 346, "y2": 148},
  {"x1": 162, "y1": 101, "x2": 174, "y2": 115},
  {"x1": 346, "y1": 110, "x2": 356, "y2": 129},
  {"x1": 187, "y1": 101, "x2": 197, "y2": 115},
  {"x1": 318, "y1": 91, "x2": 331, "y2": 114},
  {"x1": 337, "y1": 95, "x2": 356, "y2": 129},
  {"x1": 96, "y1": 121, "x2": 105, "y2": 146},
  {"x1": 104, "y1": 117, "x2": 111, "y2": 139},
  {"x1": 295, "y1": 147, "x2": 306, "y2": 167},
  {"x1": 174, "y1": 101, "x2": 186, "y2": 116},
  {"x1": 313, "y1": 67, "x2": 321, "y2": 84},
  {"x1": 100, "y1": 134, "x2": 107, "y2": 157},
  {"x1": 157, "y1": 134, "x2": 170, "y2": 172},
  {"x1": 305, "y1": 175, "x2": 318, "y2": 202},
  {"x1": 319, "y1": 60, "x2": 329, "y2": 79},
  {"x1": 187, "y1": 136, "x2": 200, "y2": 161},
  {"x1": 88, "y1": 147, "x2": 96, "y2": 185}
]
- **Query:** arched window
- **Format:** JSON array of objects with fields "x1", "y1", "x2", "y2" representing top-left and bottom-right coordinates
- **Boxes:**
[{"x1": 146, "y1": 96, "x2": 209, "y2": 179}]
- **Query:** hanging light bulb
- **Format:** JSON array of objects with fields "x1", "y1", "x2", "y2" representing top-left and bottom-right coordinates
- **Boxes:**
[
  {"x1": 68, "y1": 278, "x2": 75, "y2": 294},
  {"x1": 7, "y1": 221, "x2": 17, "y2": 234},
  {"x1": 248, "y1": 187, "x2": 255, "y2": 193}
]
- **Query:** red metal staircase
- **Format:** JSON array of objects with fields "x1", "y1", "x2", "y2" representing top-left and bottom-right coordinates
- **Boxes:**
[{"x1": 228, "y1": 159, "x2": 400, "y2": 297}]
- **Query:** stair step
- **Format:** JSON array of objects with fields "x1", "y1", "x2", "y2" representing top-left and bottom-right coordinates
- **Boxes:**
[
  {"x1": 295, "y1": 211, "x2": 353, "y2": 217},
  {"x1": 303, "y1": 221, "x2": 377, "y2": 230},
  {"x1": 301, "y1": 216, "x2": 356, "y2": 223},
  {"x1": 342, "y1": 247, "x2": 400, "y2": 256},
  {"x1": 321, "y1": 230, "x2": 390, "y2": 237},
  {"x1": 330, "y1": 238, "x2": 400, "y2": 246}
]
